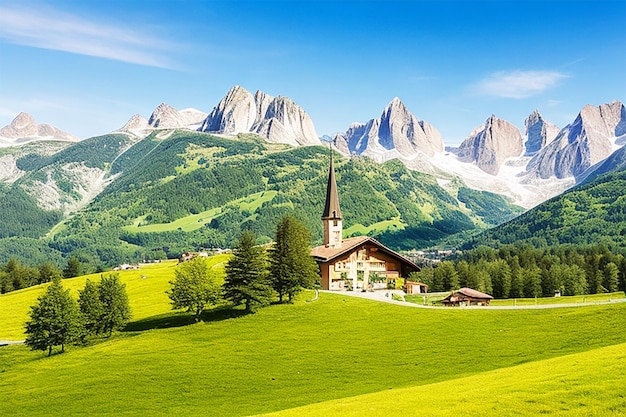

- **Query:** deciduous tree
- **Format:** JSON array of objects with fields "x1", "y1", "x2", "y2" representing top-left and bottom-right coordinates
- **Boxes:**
[
  {"x1": 97, "y1": 273, "x2": 131, "y2": 336},
  {"x1": 168, "y1": 257, "x2": 223, "y2": 321},
  {"x1": 78, "y1": 279, "x2": 104, "y2": 338}
]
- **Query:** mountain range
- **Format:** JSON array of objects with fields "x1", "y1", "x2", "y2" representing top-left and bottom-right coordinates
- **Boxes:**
[
  {"x1": 111, "y1": 85, "x2": 624, "y2": 209},
  {"x1": 0, "y1": 85, "x2": 624, "y2": 267}
]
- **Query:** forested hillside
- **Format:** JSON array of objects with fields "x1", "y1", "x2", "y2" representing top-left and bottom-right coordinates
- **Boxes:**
[
  {"x1": 466, "y1": 168, "x2": 626, "y2": 250},
  {"x1": 0, "y1": 131, "x2": 522, "y2": 268}
]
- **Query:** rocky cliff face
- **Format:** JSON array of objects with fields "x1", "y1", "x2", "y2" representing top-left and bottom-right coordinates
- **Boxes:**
[
  {"x1": 199, "y1": 85, "x2": 320, "y2": 146},
  {"x1": 120, "y1": 114, "x2": 150, "y2": 131},
  {"x1": 334, "y1": 97, "x2": 443, "y2": 160},
  {"x1": 119, "y1": 104, "x2": 206, "y2": 136},
  {"x1": 0, "y1": 112, "x2": 79, "y2": 144},
  {"x1": 456, "y1": 115, "x2": 524, "y2": 175},
  {"x1": 524, "y1": 110, "x2": 560, "y2": 156},
  {"x1": 525, "y1": 101, "x2": 626, "y2": 179},
  {"x1": 147, "y1": 103, "x2": 207, "y2": 129}
]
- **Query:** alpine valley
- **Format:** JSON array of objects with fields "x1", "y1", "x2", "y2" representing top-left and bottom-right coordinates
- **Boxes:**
[{"x1": 0, "y1": 85, "x2": 625, "y2": 268}]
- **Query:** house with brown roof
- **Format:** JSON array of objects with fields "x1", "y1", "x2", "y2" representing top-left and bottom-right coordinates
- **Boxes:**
[
  {"x1": 441, "y1": 287, "x2": 494, "y2": 306},
  {"x1": 311, "y1": 150, "x2": 419, "y2": 291}
]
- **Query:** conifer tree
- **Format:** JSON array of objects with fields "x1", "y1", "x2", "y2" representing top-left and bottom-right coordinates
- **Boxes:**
[
  {"x1": 97, "y1": 273, "x2": 131, "y2": 336},
  {"x1": 603, "y1": 262, "x2": 619, "y2": 293},
  {"x1": 435, "y1": 261, "x2": 458, "y2": 291},
  {"x1": 168, "y1": 256, "x2": 223, "y2": 321},
  {"x1": 224, "y1": 231, "x2": 273, "y2": 312},
  {"x1": 78, "y1": 279, "x2": 104, "y2": 338},
  {"x1": 38, "y1": 262, "x2": 61, "y2": 284},
  {"x1": 63, "y1": 257, "x2": 82, "y2": 278},
  {"x1": 269, "y1": 215, "x2": 319, "y2": 303},
  {"x1": 25, "y1": 277, "x2": 80, "y2": 356}
]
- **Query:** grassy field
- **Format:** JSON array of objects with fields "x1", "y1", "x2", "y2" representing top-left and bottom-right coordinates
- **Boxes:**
[
  {"x1": 1, "y1": 257, "x2": 625, "y2": 416},
  {"x1": 0, "y1": 256, "x2": 229, "y2": 340},
  {"x1": 257, "y1": 342, "x2": 626, "y2": 417},
  {"x1": 124, "y1": 191, "x2": 278, "y2": 233}
]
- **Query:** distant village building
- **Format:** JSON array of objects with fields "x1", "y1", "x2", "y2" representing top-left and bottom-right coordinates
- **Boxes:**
[
  {"x1": 311, "y1": 150, "x2": 420, "y2": 291},
  {"x1": 113, "y1": 263, "x2": 139, "y2": 271},
  {"x1": 178, "y1": 251, "x2": 210, "y2": 263},
  {"x1": 441, "y1": 287, "x2": 493, "y2": 306}
]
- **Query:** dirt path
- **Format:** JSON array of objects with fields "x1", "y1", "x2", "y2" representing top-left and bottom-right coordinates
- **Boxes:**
[
  {"x1": 326, "y1": 290, "x2": 626, "y2": 310},
  {"x1": 0, "y1": 340, "x2": 24, "y2": 346}
]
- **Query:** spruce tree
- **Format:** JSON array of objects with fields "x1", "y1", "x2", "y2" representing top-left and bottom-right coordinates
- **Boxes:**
[
  {"x1": 63, "y1": 257, "x2": 82, "y2": 278},
  {"x1": 269, "y1": 215, "x2": 319, "y2": 302},
  {"x1": 97, "y1": 273, "x2": 131, "y2": 336},
  {"x1": 224, "y1": 231, "x2": 273, "y2": 312},
  {"x1": 25, "y1": 277, "x2": 80, "y2": 356},
  {"x1": 435, "y1": 261, "x2": 458, "y2": 291},
  {"x1": 603, "y1": 262, "x2": 620, "y2": 293}
]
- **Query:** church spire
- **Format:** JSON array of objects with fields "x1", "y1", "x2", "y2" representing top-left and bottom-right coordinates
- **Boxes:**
[
  {"x1": 322, "y1": 146, "x2": 342, "y2": 220},
  {"x1": 322, "y1": 145, "x2": 342, "y2": 248}
]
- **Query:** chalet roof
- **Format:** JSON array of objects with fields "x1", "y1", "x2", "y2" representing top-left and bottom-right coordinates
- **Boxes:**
[
  {"x1": 321, "y1": 151, "x2": 342, "y2": 220},
  {"x1": 311, "y1": 235, "x2": 419, "y2": 269},
  {"x1": 405, "y1": 280, "x2": 429, "y2": 287},
  {"x1": 444, "y1": 287, "x2": 493, "y2": 301}
]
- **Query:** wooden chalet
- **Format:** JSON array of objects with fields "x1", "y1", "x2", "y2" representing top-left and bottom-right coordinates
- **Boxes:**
[
  {"x1": 404, "y1": 280, "x2": 429, "y2": 294},
  {"x1": 310, "y1": 150, "x2": 419, "y2": 291},
  {"x1": 441, "y1": 287, "x2": 493, "y2": 306}
]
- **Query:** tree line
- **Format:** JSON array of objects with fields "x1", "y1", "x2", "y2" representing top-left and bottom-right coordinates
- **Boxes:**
[
  {"x1": 167, "y1": 215, "x2": 319, "y2": 320},
  {"x1": 24, "y1": 273, "x2": 131, "y2": 356},
  {"x1": 411, "y1": 244, "x2": 626, "y2": 297},
  {"x1": 1, "y1": 257, "x2": 85, "y2": 294}
]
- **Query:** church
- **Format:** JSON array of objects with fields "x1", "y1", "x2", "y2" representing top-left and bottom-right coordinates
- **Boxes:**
[{"x1": 311, "y1": 151, "x2": 420, "y2": 291}]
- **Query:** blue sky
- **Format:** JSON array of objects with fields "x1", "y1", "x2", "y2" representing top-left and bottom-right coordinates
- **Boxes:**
[{"x1": 0, "y1": 0, "x2": 624, "y2": 145}]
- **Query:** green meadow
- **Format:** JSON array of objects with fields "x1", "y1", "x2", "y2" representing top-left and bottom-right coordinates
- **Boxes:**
[
  {"x1": 258, "y1": 342, "x2": 626, "y2": 416},
  {"x1": 344, "y1": 218, "x2": 406, "y2": 237},
  {"x1": 1, "y1": 258, "x2": 625, "y2": 416},
  {"x1": 123, "y1": 191, "x2": 278, "y2": 233}
]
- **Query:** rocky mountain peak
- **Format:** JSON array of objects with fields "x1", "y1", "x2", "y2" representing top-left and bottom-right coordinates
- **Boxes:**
[
  {"x1": 524, "y1": 109, "x2": 559, "y2": 156},
  {"x1": 337, "y1": 97, "x2": 443, "y2": 160},
  {"x1": 120, "y1": 114, "x2": 150, "y2": 131},
  {"x1": 200, "y1": 86, "x2": 320, "y2": 146},
  {"x1": 12, "y1": 112, "x2": 37, "y2": 130},
  {"x1": 456, "y1": 115, "x2": 523, "y2": 175},
  {"x1": 148, "y1": 103, "x2": 181, "y2": 128},
  {"x1": 525, "y1": 101, "x2": 626, "y2": 179},
  {"x1": 0, "y1": 112, "x2": 79, "y2": 143}
]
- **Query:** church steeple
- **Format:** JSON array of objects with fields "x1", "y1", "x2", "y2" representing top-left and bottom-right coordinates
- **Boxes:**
[{"x1": 322, "y1": 146, "x2": 343, "y2": 248}]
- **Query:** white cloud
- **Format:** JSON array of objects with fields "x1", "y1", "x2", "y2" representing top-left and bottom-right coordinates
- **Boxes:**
[
  {"x1": 471, "y1": 70, "x2": 569, "y2": 99},
  {"x1": 0, "y1": 4, "x2": 179, "y2": 69}
]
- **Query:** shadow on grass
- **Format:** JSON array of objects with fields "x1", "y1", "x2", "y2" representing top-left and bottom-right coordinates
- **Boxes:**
[{"x1": 124, "y1": 306, "x2": 251, "y2": 332}]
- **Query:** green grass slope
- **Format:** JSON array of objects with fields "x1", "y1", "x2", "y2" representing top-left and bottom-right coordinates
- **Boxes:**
[
  {"x1": 0, "y1": 257, "x2": 228, "y2": 340},
  {"x1": 1, "y1": 264, "x2": 625, "y2": 416},
  {"x1": 467, "y1": 167, "x2": 626, "y2": 250},
  {"x1": 258, "y1": 342, "x2": 626, "y2": 417},
  {"x1": 0, "y1": 131, "x2": 523, "y2": 267}
]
